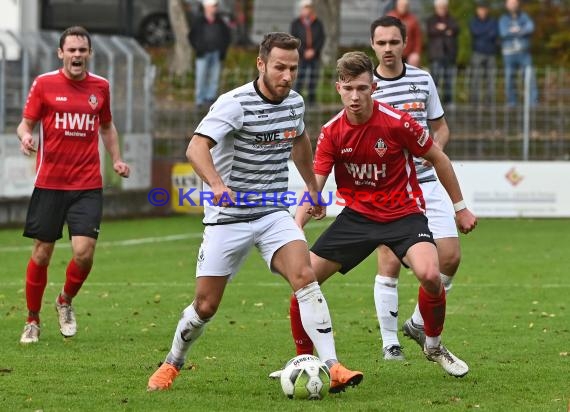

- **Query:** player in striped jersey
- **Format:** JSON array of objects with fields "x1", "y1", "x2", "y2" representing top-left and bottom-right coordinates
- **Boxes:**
[
  {"x1": 370, "y1": 16, "x2": 464, "y2": 361},
  {"x1": 147, "y1": 32, "x2": 362, "y2": 393},
  {"x1": 17, "y1": 26, "x2": 130, "y2": 345}
]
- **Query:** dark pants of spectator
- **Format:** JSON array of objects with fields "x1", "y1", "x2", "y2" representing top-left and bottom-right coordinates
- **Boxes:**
[
  {"x1": 431, "y1": 58, "x2": 457, "y2": 105},
  {"x1": 503, "y1": 52, "x2": 538, "y2": 107},
  {"x1": 469, "y1": 52, "x2": 497, "y2": 106},
  {"x1": 295, "y1": 58, "x2": 320, "y2": 105}
]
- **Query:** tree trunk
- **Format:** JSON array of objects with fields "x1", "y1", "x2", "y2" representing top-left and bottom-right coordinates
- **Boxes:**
[
  {"x1": 315, "y1": 0, "x2": 340, "y2": 66},
  {"x1": 168, "y1": 0, "x2": 192, "y2": 77}
]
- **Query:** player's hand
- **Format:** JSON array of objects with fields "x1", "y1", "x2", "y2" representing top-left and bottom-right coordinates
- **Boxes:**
[
  {"x1": 309, "y1": 204, "x2": 327, "y2": 220},
  {"x1": 19, "y1": 134, "x2": 36, "y2": 156},
  {"x1": 306, "y1": 190, "x2": 326, "y2": 220},
  {"x1": 211, "y1": 185, "x2": 236, "y2": 207},
  {"x1": 455, "y1": 208, "x2": 477, "y2": 234},
  {"x1": 113, "y1": 161, "x2": 130, "y2": 178}
]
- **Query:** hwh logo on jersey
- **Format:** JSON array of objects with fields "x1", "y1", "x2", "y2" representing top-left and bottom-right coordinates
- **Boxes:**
[
  {"x1": 55, "y1": 112, "x2": 97, "y2": 131},
  {"x1": 344, "y1": 162, "x2": 386, "y2": 180}
]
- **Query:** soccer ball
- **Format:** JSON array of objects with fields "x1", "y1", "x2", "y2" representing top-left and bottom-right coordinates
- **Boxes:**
[{"x1": 280, "y1": 355, "x2": 330, "y2": 400}]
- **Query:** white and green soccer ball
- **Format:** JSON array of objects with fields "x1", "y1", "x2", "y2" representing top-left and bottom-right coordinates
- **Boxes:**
[{"x1": 280, "y1": 355, "x2": 330, "y2": 400}]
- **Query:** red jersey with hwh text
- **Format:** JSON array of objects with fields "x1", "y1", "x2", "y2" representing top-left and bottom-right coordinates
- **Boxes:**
[
  {"x1": 314, "y1": 100, "x2": 433, "y2": 222},
  {"x1": 23, "y1": 69, "x2": 112, "y2": 190}
]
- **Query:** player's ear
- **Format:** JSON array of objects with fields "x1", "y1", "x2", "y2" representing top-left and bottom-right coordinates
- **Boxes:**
[
  {"x1": 57, "y1": 48, "x2": 64, "y2": 59},
  {"x1": 256, "y1": 56, "x2": 265, "y2": 74},
  {"x1": 335, "y1": 82, "x2": 341, "y2": 94}
]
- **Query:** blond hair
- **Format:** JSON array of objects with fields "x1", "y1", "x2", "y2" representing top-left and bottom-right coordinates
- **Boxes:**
[{"x1": 336, "y1": 51, "x2": 374, "y2": 82}]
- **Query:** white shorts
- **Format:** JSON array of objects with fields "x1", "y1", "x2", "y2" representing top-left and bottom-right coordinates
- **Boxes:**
[
  {"x1": 422, "y1": 180, "x2": 458, "y2": 239},
  {"x1": 195, "y1": 210, "x2": 306, "y2": 279}
]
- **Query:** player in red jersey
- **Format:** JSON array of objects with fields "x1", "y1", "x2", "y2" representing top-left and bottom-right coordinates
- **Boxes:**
[
  {"x1": 272, "y1": 51, "x2": 476, "y2": 378},
  {"x1": 17, "y1": 26, "x2": 130, "y2": 344}
]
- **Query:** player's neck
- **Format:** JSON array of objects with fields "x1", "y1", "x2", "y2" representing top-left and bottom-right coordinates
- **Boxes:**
[
  {"x1": 345, "y1": 101, "x2": 373, "y2": 125},
  {"x1": 377, "y1": 62, "x2": 404, "y2": 79},
  {"x1": 61, "y1": 68, "x2": 87, "y2": 81}
]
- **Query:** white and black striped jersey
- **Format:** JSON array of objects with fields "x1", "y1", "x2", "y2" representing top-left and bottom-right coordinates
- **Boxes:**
[
  {"x1": 372, "y1": 64, "x2": 444, "y2": 183},
  {"x1": 194, "y1": 80, "x2": 305, "y2": 225}
]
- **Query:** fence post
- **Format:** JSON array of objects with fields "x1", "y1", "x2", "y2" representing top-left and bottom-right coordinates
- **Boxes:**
[
  {"x1": 7, "y1": 30, "x2": 29, "y2": 107},
  {"x1": 111, "y1": 36, "x2": 133, "y2": 134},
  {"x1": 522, "y1": 65, "x2": 532, "y2": 161},
  {"x1": 0, "y1": 41, "x2": 5, "y2": 133}
]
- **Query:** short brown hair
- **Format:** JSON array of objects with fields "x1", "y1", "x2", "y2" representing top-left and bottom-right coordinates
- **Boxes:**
[
  {"x1": 336, "y1": 51, "x2": 374, "y2": 82},
  {"x1": 258, "y1": 32, "x2": 300, "y2": 62},
  {"x1": 59, "y1": 26, "x2": 92, "y2": 50}
]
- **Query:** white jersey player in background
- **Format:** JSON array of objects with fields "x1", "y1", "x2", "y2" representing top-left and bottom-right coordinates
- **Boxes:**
[{"x1": 370, "y1": 15, "x2": 466, "y2": 360}]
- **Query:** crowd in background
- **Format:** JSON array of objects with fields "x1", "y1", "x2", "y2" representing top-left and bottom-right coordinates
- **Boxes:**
[
  {"x1": 186, "y1": 0, "x2": 538, "y2": 109},
  {"x1": 379, "y1": 0, "x2": 537, "y2": 108}
]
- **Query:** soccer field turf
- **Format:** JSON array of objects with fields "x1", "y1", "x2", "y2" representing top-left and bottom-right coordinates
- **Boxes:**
[{"x1": 0, "y1": 216, "x2": 568, "y2": 411}]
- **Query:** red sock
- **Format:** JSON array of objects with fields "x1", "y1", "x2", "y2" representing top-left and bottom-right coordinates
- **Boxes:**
[
  {"x1": 62, "y1": 259, "x2": 90, "y2": 302},
  {"x1": 290, "y1": 294, "x2": 314, "y2": 355},
  {"x1": 418, "y1": 285, "x2": 446, "y2": 337},
  {"x1": 25, "y1": 259, "x2": 48, "y2": 322}
]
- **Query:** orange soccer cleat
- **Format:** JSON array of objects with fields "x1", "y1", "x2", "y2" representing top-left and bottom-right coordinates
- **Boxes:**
[
  {"x1": 147, "y1": 363, "x2": 180, "y2": 391},
  {"x1": 328, "y1": 363, "x2": 363, "y2": 393}
]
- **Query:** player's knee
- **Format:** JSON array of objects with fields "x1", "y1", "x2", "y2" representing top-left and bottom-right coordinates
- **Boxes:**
[
  {"x1": 297, "y1": 265, "x2": 320, "y2": 287},
  {"x1": 73, "y1": 253, "x2": 94, "y2": 272},
  {"x1": 193, "y1": 296, "x2": 220, "y2": 319},
  {"x1": 440, "y1": 248, "x2": 461, "y2": 275},
  {"x1": 416, "y1": 267, "x2": 441, "y2": 294},
  {"x1": 31, "y1": 242, "x2": 54, "y2": 266}
]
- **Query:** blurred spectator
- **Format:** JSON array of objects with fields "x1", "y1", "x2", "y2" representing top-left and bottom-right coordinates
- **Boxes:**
[
  {"x1": 499, "y1": 0, "x2": 537, "y2": 107},
  {"x1": 426, "y1": 0, "x2": 460, "y2": 107},
  {"x1": 233, "y1": 0, "x2": 252, "y2": 46},
  {"x1": 469, "y1": 0, "x2": 499, "y2": 106},
  {"x1": 290, "y1": 0, "x2": 325, "y2": 105},
  {"x1": 189, "y1": 0, "x2": 231, "y2": 109},
  {"x1": 386, "y1": 0, "x2": 423, "y2": 67}
]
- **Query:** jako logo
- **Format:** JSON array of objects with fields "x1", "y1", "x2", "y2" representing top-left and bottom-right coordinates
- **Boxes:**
[{"x1": 341, "y1": 147, "x2": 353, "y2": 154}]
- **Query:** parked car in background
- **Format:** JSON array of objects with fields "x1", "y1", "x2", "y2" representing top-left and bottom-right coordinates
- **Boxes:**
[{"x1": 40, "y1": 0, "x2": 173, "y2": 46}]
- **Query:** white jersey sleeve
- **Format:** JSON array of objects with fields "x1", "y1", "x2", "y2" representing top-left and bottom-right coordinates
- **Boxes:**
[
  {"x1": 426, "y1": 74, "x2": 444, "y2": 121},
  {"x1": 194, "y1": 93, "x2": 244, "y2": 143}
]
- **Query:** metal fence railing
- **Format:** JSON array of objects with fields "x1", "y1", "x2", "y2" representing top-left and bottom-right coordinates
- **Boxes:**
[
  {"x1": 154, "y1": 65, "x2": 570, "y2": 162},
  {"x1": 0, "y1": 30, "x2": 155, "y2": 135}
]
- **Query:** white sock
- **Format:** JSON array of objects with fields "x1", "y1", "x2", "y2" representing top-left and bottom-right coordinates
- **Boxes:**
[
  {"x1": 411, "y1": 273, "x2": 453, "y2": 327},
  {"x1": 295, "y1": 282, "x2": 337, "y2": 363},
  {"x1": 374, "y1": 275, "x2": 400, "y2": 348},
  {"x1": 425, "y1": 335, "x2": 442, "y2": 349},
  {"x1": 166, "y1": 302, "x2": 210, "y2": 369}
]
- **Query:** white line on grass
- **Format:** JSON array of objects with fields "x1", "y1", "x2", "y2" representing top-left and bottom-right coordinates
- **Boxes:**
[
  {"x1": 0, "y1": 233, "x2": 203, "y2": 253},
  {"x1": 0, "y1": 221, "x2": 332, "y2": 253}
]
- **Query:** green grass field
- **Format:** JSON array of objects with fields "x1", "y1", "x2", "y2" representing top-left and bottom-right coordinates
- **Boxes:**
[{"x1": 0, "y1": 216, "x2": 568, "y2": 411}]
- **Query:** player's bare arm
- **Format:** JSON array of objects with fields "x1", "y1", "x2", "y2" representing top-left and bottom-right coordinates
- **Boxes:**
[
  {"x1": 294, "y1": 174, "x2": 328, "y2": 228},
  {"x1": 100, "y1": 121, "x2": 130, "y2": 178},
  {"x1": 186, "y1": 134, "x2": 234, "y2": 206},
  {"x1": 429, "y1": 117, "x2": 450, "y2": 150},
  {"x1": 291, "y1": 130, "x2": 324, "y2": 218},
  {"x1": 422, "y1": 145, "x2": 477, "y2": 234},
  {"x1": 423, "y1": 117, "x2": 450, "y2": 166},
  {"x1": 17, "y1": 118, "x2": 38, "y2": 156}
]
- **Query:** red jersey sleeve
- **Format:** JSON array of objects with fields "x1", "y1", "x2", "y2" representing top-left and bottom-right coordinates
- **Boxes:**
[
  {"x1": 399, "y1": 112, "x2": 433, "y2": 157},
  {"x1": 99, "y1": 82, "x2": 112, "y2": 124},
  {"x1": 23, "y1": 77, "x2": 44, "y2": 121},
  {"x1": 313, "y1": 127, "x2": 336, "y2": 176}
]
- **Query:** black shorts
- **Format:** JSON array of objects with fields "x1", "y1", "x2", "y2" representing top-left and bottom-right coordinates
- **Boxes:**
[
  {"x1": 23, "y1": 188, "x2": 103, "y2": 242},
  {"x1": 311, "y1": 208, "x2": 435, "y2": 274}
]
